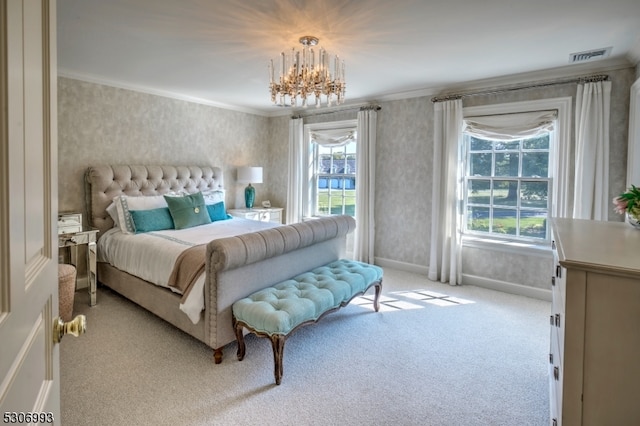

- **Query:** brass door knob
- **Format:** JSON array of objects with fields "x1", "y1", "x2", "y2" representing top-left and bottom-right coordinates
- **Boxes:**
[{"x1": 53, "y1": 315, "x2": 86, "y2": 343}]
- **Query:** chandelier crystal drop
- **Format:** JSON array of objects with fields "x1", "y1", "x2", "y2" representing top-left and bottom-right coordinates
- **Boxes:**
[{"x1": 269, "y1": 36, "x2": 345, "y2": 108}]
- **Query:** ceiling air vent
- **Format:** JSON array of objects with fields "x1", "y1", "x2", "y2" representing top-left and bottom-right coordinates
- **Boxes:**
[{"x1": 569, "y1": 47, "x2": 612, "y2": 63}]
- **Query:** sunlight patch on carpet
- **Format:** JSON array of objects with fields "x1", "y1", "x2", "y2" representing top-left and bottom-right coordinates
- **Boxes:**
[{"x1": 353, "y1": 290, "x2": 475, "y2": 311}]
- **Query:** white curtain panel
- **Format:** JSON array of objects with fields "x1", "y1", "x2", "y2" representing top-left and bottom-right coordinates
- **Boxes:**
[
  {"x1": 429, "y1": 99, "x2": 463, "y2": 285},
  {"x1": 354, "y1": 108, "x2": 377, "y2": 264},
  {"x1": 573, "y1": 81, "x2": 612, "y2": 220},
  {"x1": 286, "y1": 117, "x2": 304, "y2": 224}
]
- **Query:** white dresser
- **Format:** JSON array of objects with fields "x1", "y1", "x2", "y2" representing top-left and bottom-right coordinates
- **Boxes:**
[{"x1": 550, "y1": 218, "x2": 640, "y2": 426}]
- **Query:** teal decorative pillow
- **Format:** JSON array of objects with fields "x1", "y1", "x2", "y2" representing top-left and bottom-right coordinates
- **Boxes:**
[
  {"x1": 164, "y1": 192, "x2": 211, "y2": 230},
  {"x1": 206, "y1": 201, "x2": 231, "y2": 222},
  {"x1": 130, "y1": 208, "x2": 175, "y2": 233}
]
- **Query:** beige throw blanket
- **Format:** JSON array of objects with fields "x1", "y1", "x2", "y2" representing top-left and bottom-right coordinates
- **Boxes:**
[{"x1": 168, "y1": 244, "x2": 206, "y2": 303}]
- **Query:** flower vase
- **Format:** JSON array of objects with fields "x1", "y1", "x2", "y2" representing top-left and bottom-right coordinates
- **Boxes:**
[{"x1": 626, "y1": 212, "x2": 640, "y2": 229}]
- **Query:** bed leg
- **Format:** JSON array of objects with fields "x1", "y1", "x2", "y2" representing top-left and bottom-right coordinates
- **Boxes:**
[
  {"x1": 235, "y1": 320, "x2": 246, "y2": 361},
  {"x1": 270, "y1": 334, "x2": 285, "y2": 385},
  {"x1": 213, "y1": 348, "x2": 223, "y2": 364},
  {"x1": 373, "y1": 279, "x2": 383, "y2": 312}
]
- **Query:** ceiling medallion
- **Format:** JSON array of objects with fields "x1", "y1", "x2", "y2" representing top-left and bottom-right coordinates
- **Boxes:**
[{"x1": 269, "y1": 36, "x2": 345, "y2": 108}]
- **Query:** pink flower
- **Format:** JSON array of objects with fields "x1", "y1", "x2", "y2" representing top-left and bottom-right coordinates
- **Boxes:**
[{"x1": 612, "y1": 196, "x2": 628, "y2": 214}]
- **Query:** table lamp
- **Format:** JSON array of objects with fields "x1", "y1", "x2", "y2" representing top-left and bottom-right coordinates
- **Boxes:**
[{"x1": 237, "y1": 166, "x2": 263, "y2": 209}]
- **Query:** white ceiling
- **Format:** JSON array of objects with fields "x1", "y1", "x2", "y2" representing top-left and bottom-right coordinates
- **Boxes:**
[{"x1": 57, "y1": 0, "x2": 640, "y2": 116}]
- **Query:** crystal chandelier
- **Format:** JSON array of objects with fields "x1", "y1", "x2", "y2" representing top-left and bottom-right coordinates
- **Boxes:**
[{"x1": 269, "y1": 36, "x2": 345, "y2": 108}]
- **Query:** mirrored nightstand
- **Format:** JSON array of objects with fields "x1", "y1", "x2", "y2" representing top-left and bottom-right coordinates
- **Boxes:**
[
  {"x1": 228, "y1": 207, "x2": 283, "y2": 224},
  {"x1": 58, "y1": 227, "x2": 99, "y2": 306}
]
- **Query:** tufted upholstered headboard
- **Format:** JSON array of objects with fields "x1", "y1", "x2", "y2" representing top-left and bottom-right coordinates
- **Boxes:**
[{"x1": 85, "y1": 165, "x2": 224, "y2": 237}]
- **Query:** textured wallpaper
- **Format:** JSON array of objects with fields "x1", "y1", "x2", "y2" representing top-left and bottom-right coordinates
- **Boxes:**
[
  {"x1": 373, "y1": 97, "x2": 432, "y2": 266},
  {"x1": 58, "y1": 77, "x2": 270, "y2": 218},
  {"x1": 59, "y1": 64, "x2": 635, "y2": 295}
]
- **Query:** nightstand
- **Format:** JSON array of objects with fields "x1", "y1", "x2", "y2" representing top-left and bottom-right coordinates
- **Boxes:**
[
  {"x1": 58, "y1": 227, "x2": 99, "y2": 306},
  {"x1": 228, "y1": 207, "x2": 283, "y2": 224}
]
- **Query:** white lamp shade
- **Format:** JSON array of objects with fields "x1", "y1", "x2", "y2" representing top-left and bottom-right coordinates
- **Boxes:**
[{"x1": 237, "y1": 166, "x2": 263, "y2": 184}]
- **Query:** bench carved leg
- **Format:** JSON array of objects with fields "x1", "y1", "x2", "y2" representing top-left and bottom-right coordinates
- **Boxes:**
[
  {"x1": 213, "y1": 348, "x2": 223, "y2": 364},
  {"x1": 270, "y1": 334, "x2": 286, "y2": 385},
  {"x1": 234, "y1": 319, "x2": 246, "y2": 361},
  {"x1": 373, "y1": 279, "x2": 383, "y2": 312}
]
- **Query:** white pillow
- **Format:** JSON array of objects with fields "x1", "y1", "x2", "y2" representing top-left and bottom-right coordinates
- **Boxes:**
[
  {"x1": 202, "y1": 189, "x2": 225, "y2": 205},
  {"x1": 112, "y1": 194, "x2": 172, "y2": 234},
  {"x1": 106, "y1": 202, "x2": 119, "y2": 228}
]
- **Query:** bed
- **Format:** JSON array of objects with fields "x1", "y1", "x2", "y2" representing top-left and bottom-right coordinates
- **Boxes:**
[{"x1": 85, "y1": 165, "x2": 355, "y2": 362}]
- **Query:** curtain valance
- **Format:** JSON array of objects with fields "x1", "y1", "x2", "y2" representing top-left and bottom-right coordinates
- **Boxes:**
[
  {"x1": 463, "y1": 110, "x2": 557, "y2": 141},
  {"x1": 310, "y1": 128, "x2": 356, "y2": 146}
]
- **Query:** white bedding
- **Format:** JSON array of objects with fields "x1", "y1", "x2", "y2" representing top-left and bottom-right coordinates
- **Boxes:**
[{"x1": 97, "y1": 217, "x2": 280, "y2": 324}]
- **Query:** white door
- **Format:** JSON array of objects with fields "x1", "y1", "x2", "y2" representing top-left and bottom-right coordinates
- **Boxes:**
[{"x1": 0, "y1": 0, "x2": 61, "y2": 423}]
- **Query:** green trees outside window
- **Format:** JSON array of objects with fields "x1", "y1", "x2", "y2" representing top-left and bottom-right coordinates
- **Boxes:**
[{"x1": 465, "y1": 134, "x2": 550, "y2": 240}]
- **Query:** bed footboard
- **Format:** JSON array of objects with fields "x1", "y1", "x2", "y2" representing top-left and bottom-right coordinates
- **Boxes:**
[{"x1": 203, "y1": 215, "x2": 356, "y2": 360}]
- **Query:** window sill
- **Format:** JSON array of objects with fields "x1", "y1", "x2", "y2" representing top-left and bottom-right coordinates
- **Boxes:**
[{"x1": 461, "y1": 235, "x2": 552, "y2": 258}]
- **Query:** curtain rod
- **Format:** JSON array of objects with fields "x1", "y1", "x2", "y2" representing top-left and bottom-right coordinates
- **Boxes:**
[
  {"x1": 431, "y1": 74, "x2": 609, "y2": 103},
  {"x1": 291, "y1": 104, "x2": 381, "y2": 119}
]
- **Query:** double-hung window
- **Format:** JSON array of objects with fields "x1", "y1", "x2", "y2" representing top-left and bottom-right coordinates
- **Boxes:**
[
  {"x1": 314, "y1": 140, "x2": 356, "y2": 216},
  {"x1": 303, "y1": 121, "x2": 358, "y2": 218},
  {"x1": 464, "y1": 133, "x2": 551, "y2": 241},
  {"x1": 461, "y1": 108, "x2": 559, "y2": 244}
]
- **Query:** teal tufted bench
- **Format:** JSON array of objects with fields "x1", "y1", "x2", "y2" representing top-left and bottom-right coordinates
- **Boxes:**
[{"x1": 232, "y1": 259, "x2": 383, "y2": 385}]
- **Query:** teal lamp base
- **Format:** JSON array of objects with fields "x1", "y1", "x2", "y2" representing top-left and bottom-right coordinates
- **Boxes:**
[{"x1": 244, "y1": 184, "x2": 255, "y2": 209}]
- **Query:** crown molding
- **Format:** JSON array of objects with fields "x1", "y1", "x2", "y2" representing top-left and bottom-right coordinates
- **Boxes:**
[
  {"x1": 57, "y1": 69, "x2": 272, "y2": 117},
  {"x1": 627, "y1": 37, "x2": 640, "y2": 67},
  {"x1": 59, "y1": 56, "x2": 635, "y2": 118},
  {"x1": 372, "y1": 57, "x2": 634, "y2": 104}
]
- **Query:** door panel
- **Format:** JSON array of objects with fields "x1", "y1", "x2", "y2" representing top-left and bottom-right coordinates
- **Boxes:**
[{"x1": 0, "y1": 0, "x2": 59, "y2": 422}]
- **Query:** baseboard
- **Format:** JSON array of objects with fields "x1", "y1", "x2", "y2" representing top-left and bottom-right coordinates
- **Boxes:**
[
  {"x1": 462, "y1": 273, "x2": 552, "y2": 302},
  {"x1": 373, "y1": 257, "x2": 429, "y2": 275},
  {"x1": 374, "y1": 258, "x2": 551, "y2": 301}
]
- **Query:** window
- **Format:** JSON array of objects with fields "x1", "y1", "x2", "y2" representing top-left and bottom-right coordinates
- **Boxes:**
[
  {"x1": 303, "y1": 120, "x2": 358, "y2": 219},
  {"x1": 314, "y1": 140, "x2": 356, "y2": 216},
  {"x1": 464, "y1": 133, "x2": 552, "y2": 241},
  {"x1": 458, "y1": 98, "x2": 571, "y2": 253}
]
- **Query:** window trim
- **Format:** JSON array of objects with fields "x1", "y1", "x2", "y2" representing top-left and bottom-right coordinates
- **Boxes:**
[
  {"x1": 461, "y1": 97, "x2": 572, "y2": 249},
  {"x1": 463, "y1": 133, "x2": 553, "y2": 242},
  {"x1": 302, "y1": 119, "x2": 358, "y2": 219},
  {"x1": 314, "y1": 141, "x2": 357, "y2": 216}
]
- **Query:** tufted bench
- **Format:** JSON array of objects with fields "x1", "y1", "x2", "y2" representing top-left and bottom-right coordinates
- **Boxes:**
[{"x1": 232, "y1": 259, "x2": 383, "y2": 385}]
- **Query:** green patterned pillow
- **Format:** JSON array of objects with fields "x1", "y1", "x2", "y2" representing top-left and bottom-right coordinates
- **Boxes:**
[{"x1": 164, "y1": 192, "x2": 211, "y2": 230}]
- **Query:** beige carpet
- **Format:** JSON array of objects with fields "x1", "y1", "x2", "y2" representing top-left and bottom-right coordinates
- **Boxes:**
[{"x1": 61, "y1": 267, "x2": 550, "y2": 426}]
